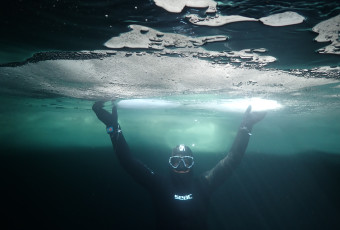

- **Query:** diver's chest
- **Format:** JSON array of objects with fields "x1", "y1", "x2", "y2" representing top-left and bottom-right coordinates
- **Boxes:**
[{"x1": 173, "y1": 193, "x2": 194, "y2": 201}]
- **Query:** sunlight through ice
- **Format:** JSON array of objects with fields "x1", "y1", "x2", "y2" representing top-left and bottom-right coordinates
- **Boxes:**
[
  {"x1": 117, "y1": 99, "x2": 180, "y2": 109},
  {"x1": 220, "y1": 98, "x2": 282, "y2": 112},
  {"x1": 190, "y1": 97, "x2": 283, "y2": 113},
  {"x1": 116, "y1": 98, "x2": 281, "y2": 112},
  {"x1": 191, "y1": 98, "x2": 282, "y2": 112}
]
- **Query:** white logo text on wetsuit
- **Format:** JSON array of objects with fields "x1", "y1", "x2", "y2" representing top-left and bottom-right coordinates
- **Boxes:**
[{"x1": 174, "y1": 194, "x2": 193, "y2": 201}]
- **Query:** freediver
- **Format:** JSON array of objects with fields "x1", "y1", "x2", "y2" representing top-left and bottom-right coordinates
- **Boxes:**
[{"x1": 92, "y1": 101, "x2": 266, "y2": 230}]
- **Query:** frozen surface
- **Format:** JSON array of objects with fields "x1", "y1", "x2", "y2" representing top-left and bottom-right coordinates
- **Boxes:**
[
  {"x1": 186, "y1": 14, "x2": 258, "y2": 26},
  {"x1": 104, "y1": 25, "x2": 227, "y2": 49},
  {"x1": 259, "y1": 11, "x2": 305, "y2": 26},
  {"x1": 153, "y1": 0, "x2": 217, "y2": 13},
  {"x1": 187, "y1": 11, "x2": 304, "y2": 27},
  {"x1": 0, "y1": 51, "x2": 338, "y2": 100},
  {"x1": 313, "y1": 14, "x2": 340, "y2": 55}
]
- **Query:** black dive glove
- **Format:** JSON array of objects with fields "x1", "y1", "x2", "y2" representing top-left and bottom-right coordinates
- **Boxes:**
[
  {"x1": 92, "y1": 101, "x2": 119, "y2": 133},
  {"x1": 241, "y1": 105, "x2": 266, "y2": 132}
]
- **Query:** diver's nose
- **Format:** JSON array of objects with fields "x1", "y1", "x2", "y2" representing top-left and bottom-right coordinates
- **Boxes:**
[{"x1": 178, "y1": 159, "x2": 186, "y2": 168}]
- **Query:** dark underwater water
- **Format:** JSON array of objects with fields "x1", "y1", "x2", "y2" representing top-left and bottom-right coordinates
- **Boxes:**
[
  {"x1": 2, "y1": 147, "x2": 340, "y2": 229},
  {"x1": 1, "y1": 0, "x2": 340, "y2": 229}
]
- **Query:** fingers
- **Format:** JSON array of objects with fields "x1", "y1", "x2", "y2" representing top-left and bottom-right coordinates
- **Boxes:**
[
  {"x1": 92, "y1": 101, "x2": 105, "y2": 112},
  {"x1": 92, "y1": 100, "x2": 118, "y2": 127},
  {"x1": 242, "y1": 105, "x2": 267, "y2": 128},
  {"x1": 244, "y1": 105, "x2": 252, "y2": 116},
  {"x1": 248, "y1": 111, "x2": 266, "y2": 127}
]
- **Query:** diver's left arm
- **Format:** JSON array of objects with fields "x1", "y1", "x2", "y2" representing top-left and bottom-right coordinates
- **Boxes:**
[
  {"x1": 203, "y1": 105, "x2": 266, "y2": 191},
  {"x1": 92, "y1": 101, "x2": 158, "y2": 189}
]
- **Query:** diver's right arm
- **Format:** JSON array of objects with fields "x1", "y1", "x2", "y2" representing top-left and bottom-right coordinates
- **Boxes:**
[
  {"x1": 92, "y1": 101, "x2": 156, "y2": 187},
  {"x1": 202, "y1": 105, "x2": 266, "y2": 192}
]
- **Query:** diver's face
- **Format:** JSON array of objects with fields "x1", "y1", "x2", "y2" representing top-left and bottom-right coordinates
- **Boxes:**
[{"x1": 169, "y1": 152, "x2": 194, "y2": 174}]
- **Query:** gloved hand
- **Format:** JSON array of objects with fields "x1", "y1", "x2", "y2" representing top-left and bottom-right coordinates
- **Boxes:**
[
  {"x1": 92, "y1": 101, "x2": 118, "y2": 128},
  {"x1": 241, "y1": 105, "x2": 266, "y2": 130}
]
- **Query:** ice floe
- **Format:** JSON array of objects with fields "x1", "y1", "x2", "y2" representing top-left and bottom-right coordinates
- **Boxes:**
[
  {"x1": 0, "y1": 51, "x2": 337, "y2": 100},
  {"x1": 153, "y1": 0, "x2": 217, "y2": 13},
  {"x1": 259, "y1": 11, "x2": 305, "y2": 26},
  {"x1": 154, "y1": 0, "x2": 304, "y2": 27},
  {"x1": 312, "y1": 14, "x2": 340, "y2": 55},
  {"x1": 103, "y1": 23, "x2": 288, "y2": 67},
  {"x1": 186, "y1": 14, "x2": 258, "y2": 26},
  {"x1": 104, "y1": 25, "x2": 227, "y2": 50},
  {"x1": 187, "y1": 11, "x2": 304, "y2": 27},
  {"x1": 103, "y1": 24, "x2": 275, "y2": 65}
]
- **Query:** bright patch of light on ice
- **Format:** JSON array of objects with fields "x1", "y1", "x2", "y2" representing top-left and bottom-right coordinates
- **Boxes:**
[
  {"x1": 195, "y1": 98, "x2": 282, "y2": 112},
  {"x1": 220, "y1": 98, "x2": 282, "y2": 112},
  {"x1": 117, "y1": 99, "x2": 180, "y2": 109},
  {"x1": 116, "y1": 97, "x2": 281, "y2": 112}
]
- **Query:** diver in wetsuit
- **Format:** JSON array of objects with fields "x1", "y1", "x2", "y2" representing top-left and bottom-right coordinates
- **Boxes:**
[{"x1": 92, "y1": 101, "x2": 266, "y2": 230}]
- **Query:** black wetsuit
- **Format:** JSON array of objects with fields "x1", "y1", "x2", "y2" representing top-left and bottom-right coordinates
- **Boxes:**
[{"x1": 109, "y1": 124, "x2": 251, "y2": 230}]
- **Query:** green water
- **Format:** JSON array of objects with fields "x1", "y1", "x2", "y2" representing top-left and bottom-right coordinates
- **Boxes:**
[{"x1": 2, "y1": 95, "x2": 339, "y2": 155}]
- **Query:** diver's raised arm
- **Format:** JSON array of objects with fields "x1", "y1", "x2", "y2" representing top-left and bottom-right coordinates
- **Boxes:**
[
  {"x1": 227, "y1": 105, "x2": 266, "y2": 166},
  {"x1": 203, "y1": 105, "x2": 266, "y2": 191},
  {"x1": 92, "y1": 101, "x2": 157, "y2": 187},
  {"x1": 92, "y1": 101, "x2": 122, "y2": 148}
]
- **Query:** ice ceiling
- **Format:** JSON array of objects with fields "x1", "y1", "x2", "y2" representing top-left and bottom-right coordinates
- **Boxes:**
[{"x1": 0, "y1": 0, "x2": 339, "y2": 100}]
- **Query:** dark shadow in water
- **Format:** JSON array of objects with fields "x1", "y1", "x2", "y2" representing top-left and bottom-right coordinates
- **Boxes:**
[{"x1": 1, "y1": 147, "x2": 339, "y2": 230}]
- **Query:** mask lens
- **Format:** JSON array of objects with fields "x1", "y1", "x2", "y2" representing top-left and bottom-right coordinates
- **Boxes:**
[
  {"x1": 182, "y1": 156, "x2": 194, "y2": 167},
  {"x1": 169, "y1": 156, "x2": 181, "y2": 168}
]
